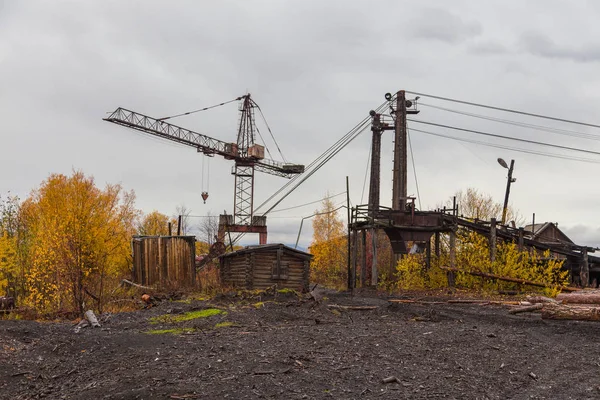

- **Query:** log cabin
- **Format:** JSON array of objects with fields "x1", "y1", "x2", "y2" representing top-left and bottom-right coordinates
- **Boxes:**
[{"x1": 219, "y1": 244, "x2": 312, "y2": 292}]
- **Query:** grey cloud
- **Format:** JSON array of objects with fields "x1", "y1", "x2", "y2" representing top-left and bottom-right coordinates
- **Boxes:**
[
  {"x1": 520, "y1": 31, "x2": 600, "y2": 62},
  {"x1": 561, "y1": 225, "x2": 600, "y2": 247},
  {"x1": 468, "y1": 40, "x2": 508, "y2": 55},
  {"x1": 409, "y1": 8, "x2": 482, "y2": 44}
]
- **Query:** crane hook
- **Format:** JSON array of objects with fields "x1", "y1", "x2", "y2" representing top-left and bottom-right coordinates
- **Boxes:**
[{"x1": 201, "y1": 192, "x2": 209, "y2": 204}]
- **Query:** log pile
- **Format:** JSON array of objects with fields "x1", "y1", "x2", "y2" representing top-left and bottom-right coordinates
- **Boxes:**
[{"x1": 512, "y1": 290, "x2": 600, "y2": 321}]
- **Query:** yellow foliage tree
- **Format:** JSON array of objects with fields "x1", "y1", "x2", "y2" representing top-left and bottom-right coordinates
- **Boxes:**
[
  {"x1": 392, "y1": 189, "x2": 568, "y2": 296},
  {"x1": 0, "y1": 194, "x2": 24, "y2": 299},
  {"x1": 137, "y1": 210, "x2": 170, "y2": 236},
  {"x1": 21, "y1": 171, "x2": 138, "y2": 314},
  {"x1": 309, "y1": 196, "x2": 347, "y2": 288},
  {"x1": 0, "y1": 231, "x2": 17, "y2": 296},
  {"x1": 451, "y1": 188, "x2": 522, "y2": 225}
]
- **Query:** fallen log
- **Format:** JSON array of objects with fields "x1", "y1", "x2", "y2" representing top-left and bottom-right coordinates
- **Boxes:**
[
  {"x1": 440, "y1": 266, "x2": 578, "y2": 292},
  {"x1": 120, "y1": 279, "x2": 153, "y2": 291},
  {"x1": 541, "y1": 304, "x2": 600, "y2": 321},
  {"x1": 556, "y1": 292, "x2": 600, "y2": 304},
  {"x1": 525, "y1": 295, "x2": 558, "y2": 304},
  {"x1": 508, "y1": 304, "x2": 544, "y2": 314},
  {"x1": 84, "y1": 310, "x2": 101, "y2": 328},
  {"x1": 388, "y1": 299, "x2": 446, "y2": 305},
  {"x1": 327, "y1": 304, "x2": 378, "y2": 311}
]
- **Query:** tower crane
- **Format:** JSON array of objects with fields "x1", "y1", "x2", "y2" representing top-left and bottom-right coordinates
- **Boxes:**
[{"x1": 103, "y1": 94, "x2": 304, "y2": 246}]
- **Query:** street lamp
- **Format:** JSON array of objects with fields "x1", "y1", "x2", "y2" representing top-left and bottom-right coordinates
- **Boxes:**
[{"x1": 497, "y1": 158, "x2": 516, "y2": 225}]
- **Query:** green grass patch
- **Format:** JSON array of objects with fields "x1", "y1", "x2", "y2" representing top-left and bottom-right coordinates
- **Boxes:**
[
  {"x1": 150, "y1": 308, "x2": 226, "y2": 324},
  {"x1": 174, "y1": 294, "x2": 211, "y2": 304},
  {"x1": 277, "y1": 288, "x2": 297, "y2": 295},
  {"x1": 145, "y1": 328, "x2": 195, "y2": 335},
  {"x1": 214, "y1": 321, "x2": 234, "y2": 329}
]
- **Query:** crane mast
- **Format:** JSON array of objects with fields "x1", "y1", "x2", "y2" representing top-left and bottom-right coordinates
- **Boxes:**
[{"x1": 103, "y1": 94, "x2": 304, "y2": 245}]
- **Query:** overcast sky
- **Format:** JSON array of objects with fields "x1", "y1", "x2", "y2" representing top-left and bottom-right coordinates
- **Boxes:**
[{"x1": 2, "y1": 0, "x2": 600, "y2": 248}]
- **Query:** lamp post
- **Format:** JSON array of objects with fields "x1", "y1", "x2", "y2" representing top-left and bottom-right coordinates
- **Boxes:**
[{"x1": 497, "y1": 158, "x2": 516, "y2": 225}]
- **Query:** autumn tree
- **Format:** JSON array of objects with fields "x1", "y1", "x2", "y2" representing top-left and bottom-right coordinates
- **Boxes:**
[
  {"x1": 137, "y1": 210, "x2": 170, "y2": 236},
  {"x1": 450, "y1": 188, "x2": 522, "y2": 225},
  {"x1": 309, "y1": 196, "x2": 347, "y2": 288},
  {"x1": 0, "y1": 194, "x2": 25, "y2": 299},
  {"x1": 173, "y1": 204, "x2": 192, "y2": 235},
  {"x1": 21, "y1": 171, "x2": 138, "y2": 314}
]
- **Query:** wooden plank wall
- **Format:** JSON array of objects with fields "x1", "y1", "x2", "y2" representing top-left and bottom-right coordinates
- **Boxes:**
[
  {"x1": 221, "y1": 254, "x2": 250, "y2": 288},
  {"x1": 221, "y1": 247, "x2": 311, "y2": 292},
  {"x1": 132, "y1": 236, "x2": 196, "y2": 288},
  {"x1": 253, "y1": 251, "x2": 307, "y2": 291}
]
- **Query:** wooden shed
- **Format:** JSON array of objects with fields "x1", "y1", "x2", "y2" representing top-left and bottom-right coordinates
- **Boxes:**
[
  {"x1": 132, "y1": 235, "x2": 196, "y2": 288},
  {"x1": 219, "y1": 244, "x2": 312, "y2": 292}
]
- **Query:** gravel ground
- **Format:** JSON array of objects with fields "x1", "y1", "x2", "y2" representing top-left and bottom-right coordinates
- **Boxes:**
[{"x1": 2, "y1": 289, "x2": 600, "y2": 400}]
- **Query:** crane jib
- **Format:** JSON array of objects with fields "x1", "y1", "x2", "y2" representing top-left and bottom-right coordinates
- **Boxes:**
[{"x1": 103, "y1": 107, "x2": 304, "y2": 178}]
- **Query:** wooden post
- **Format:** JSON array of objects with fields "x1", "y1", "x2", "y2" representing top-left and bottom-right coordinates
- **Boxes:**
[
  {"x1": 347, "y1": 177, "x2": 352, "y2": 291},
  {"x1": 489, "y1": 218, "x2": 497, "y2": 263},
  {"x1": 435, "y1": 232, "x2": 440, "y2": 265},
  {"x1": 168, "y1": 222, "x2": 172, "y2": 236},
  {"x1": 352, "y1": 230, "x2": 358, "y2": 289},
  {"x1": 448, "y1": 231, "x2": 456, "y2": 287},
  {"x1": 425, "y1": 237, "x2": 431, "y2": 270},
  {"x1": 177, "y1": 215, "x2": 182, "y2": 236},
  {"x1": 371, "y1": 228, "x2": 378, "y2": 286},
  {"x1": 581, "y1": 248, "x2": 589, "y2": 288},
  {"x1": 361, "y1": 230, "x2": 367, "y2": 287},
  {"x1": 518, "y1": 227, "x2": 524, "y2": 251}
]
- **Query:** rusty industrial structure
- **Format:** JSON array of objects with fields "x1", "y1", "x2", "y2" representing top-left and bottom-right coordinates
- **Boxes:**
[
  {"x1": 104, "y1": 95, "x2": 304, "y2": 258},
  {"x1": 349, "y1": 90, "x2": 599, "y2": 289}
]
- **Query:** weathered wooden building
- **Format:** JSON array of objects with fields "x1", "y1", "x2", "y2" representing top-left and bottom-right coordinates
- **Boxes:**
[
  {"x1": 220, "y1": 244, "x2": 312, "y2": 292},
  {"x1": 132, "y1": 236, "x2": 196, "y2": 288}
]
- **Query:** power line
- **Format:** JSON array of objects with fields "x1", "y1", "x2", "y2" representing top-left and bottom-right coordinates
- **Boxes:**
[
  {"x1": 254, "y1": 100, "x2": 388, "y2": 215},
  {"x1": 420, "y1": 102, "x2": 600, "y2": 141},
  {"x1": 407, "y1": 129, "x2": 422, "y2": 210},
  {"x1": 360, "y1": 142, "x2": 372, "y2": 204},
  {"x1": 406, "y1": 91, "x2": 600, "y2": 129},
  {"x1": 269, "y1": 191, "x2": 347, "y2": 213},
  {"x1": 411, "y1": 128, "x2": 600, "y2": 164},
  {"x1": 233, "y1": 101, "x2": 388, "y2": 245},
  {"x1": 409, "y1": 119, "x2": 600, "y2": 158}
]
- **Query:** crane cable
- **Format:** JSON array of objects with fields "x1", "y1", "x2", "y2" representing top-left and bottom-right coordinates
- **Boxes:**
[
  {"x1": 251, "y1": 99, "x2": 288, "y2": 163},
  {"x1": 156, "y1": 96, "x2": 243, "y2": 121}
]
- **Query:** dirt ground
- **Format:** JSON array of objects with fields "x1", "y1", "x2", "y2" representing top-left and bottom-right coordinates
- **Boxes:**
[{"x1": 2, "y1": 288, "x2": 600, "y2": 400}]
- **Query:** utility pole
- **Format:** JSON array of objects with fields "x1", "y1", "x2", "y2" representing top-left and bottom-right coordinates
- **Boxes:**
[
  {"x1": 346, "y1": 176, "x2": 353, "y2": 291},
  {"x1": 392, "y1": 91, "x2": 407, "y2": 211},
  {"x1": 392, "y1": 90, "x2": 420, "y2": 211},
  {"x1": 498, "y1": 158, "x2": 516, "y2": 225},
  {"x1": 369, "y1": 113, "x2": 383, "y2": 216},
  {"x1": 368, "y1": 112, "x2": 383, "y2": 287}
]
